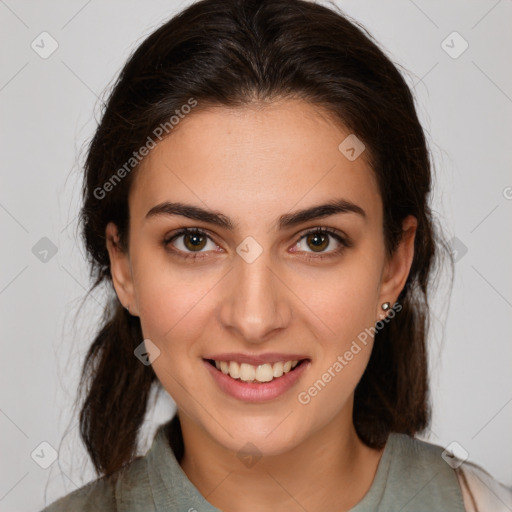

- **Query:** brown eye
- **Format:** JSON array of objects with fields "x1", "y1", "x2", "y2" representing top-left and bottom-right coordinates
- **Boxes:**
[
  {"x1": 163, "y1": 228, "x2": 218, "y2": 258},
  {"x1": 291, "y1": 227, "x2": 351, "y2": 261},
  {"x1": 305, "y1": 232, "x2": 330, "y2": 252},
  {"x1": 182, "y1": 231, "x2": 207, "y2": 251}
]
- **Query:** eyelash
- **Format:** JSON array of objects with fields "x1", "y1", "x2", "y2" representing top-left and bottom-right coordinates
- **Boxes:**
[{"x1": 163, "y1": 227, "x2": 351, "y2": 262}]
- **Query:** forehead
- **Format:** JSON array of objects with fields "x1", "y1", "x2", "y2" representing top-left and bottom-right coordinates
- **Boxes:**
[{"x1": 129, "y1": 99, "x2": 381, "y2": 226}]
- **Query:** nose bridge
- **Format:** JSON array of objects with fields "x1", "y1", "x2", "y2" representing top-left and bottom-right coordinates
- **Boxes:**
[{"x1": 219, "y1": 249, "x2": 291, "y2": 342}]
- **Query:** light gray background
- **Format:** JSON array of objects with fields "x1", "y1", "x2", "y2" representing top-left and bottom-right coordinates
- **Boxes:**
[{"x1": 1, "y1": 1, "x2": 511, "y2": 510}]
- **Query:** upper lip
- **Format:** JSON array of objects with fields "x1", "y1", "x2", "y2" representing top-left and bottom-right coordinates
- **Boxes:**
[{"x1": 204, "y1": 353, "x2": 310, "y2": 366}]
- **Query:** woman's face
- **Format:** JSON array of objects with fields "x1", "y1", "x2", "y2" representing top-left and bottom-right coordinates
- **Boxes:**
[{"x1": 107, "y1": 98, "x2": 416, "y2": 456}]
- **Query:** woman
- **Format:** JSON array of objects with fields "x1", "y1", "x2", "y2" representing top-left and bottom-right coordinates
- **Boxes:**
[{"x1": 42, "y1": 0, "x2": 511, "y2": 510}]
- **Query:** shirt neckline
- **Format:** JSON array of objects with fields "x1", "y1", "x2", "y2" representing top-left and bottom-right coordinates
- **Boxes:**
[
  {"x1": 145, "y1": 417, "x2": 396, "y2": 511},
  {"x1": 348, "y1": 432, "x2": 395, "y2": 510}
]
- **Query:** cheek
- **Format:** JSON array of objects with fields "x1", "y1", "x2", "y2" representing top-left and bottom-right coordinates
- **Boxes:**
[
  {"x1": 133, "y1": 260, "x2": 218, "y2": 406},
  {"x1": 295, "y1": 258, "x2": 382, "y2": 344},
  {"x1": 296, "y1": 276, "x2": 377, "y2": 418},
  {"x1": 133, "y1": 247, "x2": 218, "y2": 340},
  {"x1": 131, "y1": 276, "x2": 219, "y2": 413},
  {"x1": 293, "y1": 253, "x2": 381, "y2": 401}
]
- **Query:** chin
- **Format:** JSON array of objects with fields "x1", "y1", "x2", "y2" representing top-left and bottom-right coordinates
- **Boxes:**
[{"x1": 205, "y1": 415, "x2": 308, "y2": 458}]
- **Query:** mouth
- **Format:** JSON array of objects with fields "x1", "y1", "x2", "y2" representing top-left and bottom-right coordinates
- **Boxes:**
[{"x1": 204, "y1": 358, "x2": 310, "y2": 384}]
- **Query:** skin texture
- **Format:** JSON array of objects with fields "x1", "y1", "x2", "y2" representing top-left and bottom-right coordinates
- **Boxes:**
[{"x1": 106, "y1": 98, "x2": 417, "y2": 512}]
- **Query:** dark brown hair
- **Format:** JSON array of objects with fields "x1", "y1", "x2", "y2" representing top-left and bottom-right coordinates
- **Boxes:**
[{"x1": 77, "y1": 0, "x2": 451, "y2": 477}]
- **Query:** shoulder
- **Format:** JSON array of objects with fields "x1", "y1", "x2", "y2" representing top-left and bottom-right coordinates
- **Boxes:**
[
  {"x1": 40, "y1": 475, "x2": 116, "y2": 512},
  {"x1": 40, "y1": 456, "x2": 149, "y2": 512},
  {"x1": 389, "y1": 432, "x2": 457, "y2": 470},
  {"x1": 391, "y1": 433, "x2": 512, "y2": 512},
  {"x1": 371, "y1": 433, "x2": 467, "y2": 511},
  {"x1": 454, "y1": 459, "x2": 512, "y2": 512}
]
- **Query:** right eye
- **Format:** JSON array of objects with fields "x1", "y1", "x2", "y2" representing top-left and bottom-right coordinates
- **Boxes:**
[{"x1": 163, "y1": 228, "x2": 221, "y2": 260}]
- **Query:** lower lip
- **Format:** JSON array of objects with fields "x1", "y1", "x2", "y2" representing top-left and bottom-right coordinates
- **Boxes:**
[{"x1": 203, "y1": 359, "x2": 310, "y2": 403}]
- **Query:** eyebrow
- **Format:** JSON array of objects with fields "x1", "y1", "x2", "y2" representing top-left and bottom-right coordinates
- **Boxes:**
[{"x1": 145, "y1": 199, "x2": 366, "y2": 230}]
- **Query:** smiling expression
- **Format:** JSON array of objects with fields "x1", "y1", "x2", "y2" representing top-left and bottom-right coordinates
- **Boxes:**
[{"x1": 106, "y1": 98, "x2": 416, "y2": 456}]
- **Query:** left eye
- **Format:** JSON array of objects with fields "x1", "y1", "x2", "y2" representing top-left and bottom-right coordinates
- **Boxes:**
[{"x1": 292, "y1": 228, "x2": 347, "y2": 256}]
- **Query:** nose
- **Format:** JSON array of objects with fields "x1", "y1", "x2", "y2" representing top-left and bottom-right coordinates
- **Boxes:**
[{"x1": 219, "y1": 251, "x2": 292, "y2": 343}]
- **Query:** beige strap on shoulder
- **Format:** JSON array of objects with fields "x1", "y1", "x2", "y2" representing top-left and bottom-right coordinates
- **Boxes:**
[{"x1": 455, "y1": 460, "x2": 512, "y2": 512}]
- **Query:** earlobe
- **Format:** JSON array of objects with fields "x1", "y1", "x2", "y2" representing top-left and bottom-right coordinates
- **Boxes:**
[
  {"x1": 105, "y1": 222, "x2": 137, "y2": 315},
  {"x1": 378, "y1": 215, "x2": 417, "y2": 318}
]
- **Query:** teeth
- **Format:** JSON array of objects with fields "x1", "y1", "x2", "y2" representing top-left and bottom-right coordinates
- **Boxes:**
[
  {"x1": 228, "y1": 361, "x2": 240, "y2": 379},
  {"x1": 212, "y1": 359, "x2": 301, "y2": 383},
  {"x1": 272, "y1": 361, "x2": 284, "y2": 378},
  {"x1": 240, "y1": 363, "x2": 256, "y2": 381},
  {"x1": 255, "y1": 363, "x2": 274, "y2": 382}
]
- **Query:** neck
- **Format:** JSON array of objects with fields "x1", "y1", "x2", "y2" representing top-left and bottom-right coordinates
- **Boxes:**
[{"x1": 177, "y1": 408, "x2": 385, "y2": 512}]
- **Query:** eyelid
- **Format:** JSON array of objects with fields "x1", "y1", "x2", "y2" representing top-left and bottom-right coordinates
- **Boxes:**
[
  {"x1": 163, "y1": 226, "x2": 218, "y2": 242},
  {"x1": 296, "y1": 226, "x2": 351, "y2": 245}
]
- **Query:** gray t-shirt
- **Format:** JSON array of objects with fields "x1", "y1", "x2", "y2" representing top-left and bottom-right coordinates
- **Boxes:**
[{"x1": 41, "y1": 417, "x2": 466, "y2": 511}]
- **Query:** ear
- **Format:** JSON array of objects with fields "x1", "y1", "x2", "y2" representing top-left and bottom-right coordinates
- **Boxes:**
[
  {"x1": 105, "y1": 222, "x2": 138, "y2": 316},
  {"x1": 377, "y1": 215, "x2": 417, "y2": 319}
]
